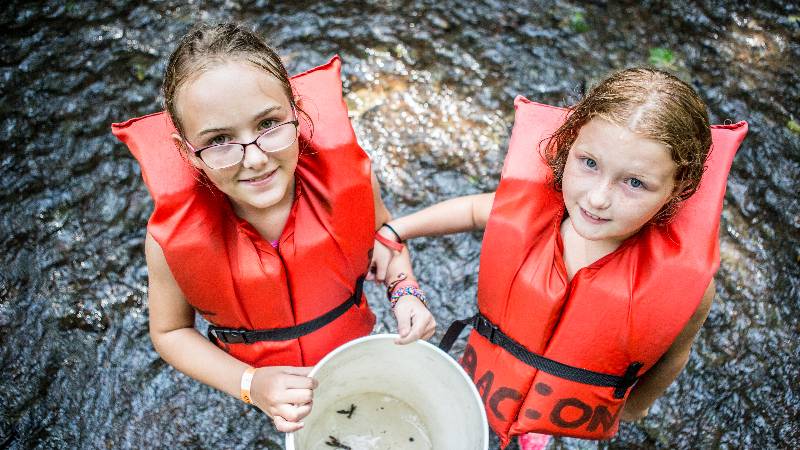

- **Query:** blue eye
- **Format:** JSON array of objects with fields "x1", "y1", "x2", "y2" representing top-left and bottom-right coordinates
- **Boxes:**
[
  {"x1": 628, "y1": 178, "x2": 645, "y2": 189},
  {"x1": 584, "y1": 158, "x2": 597, "y2": 169}
]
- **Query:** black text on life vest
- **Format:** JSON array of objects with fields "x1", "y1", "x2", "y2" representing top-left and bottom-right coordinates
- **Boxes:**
[{"x1": 462, "y1": 343, "x2": 622, "y2": 433}]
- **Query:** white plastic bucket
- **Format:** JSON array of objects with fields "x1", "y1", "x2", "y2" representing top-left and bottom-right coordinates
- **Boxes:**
[{"x1": 285, "y1": 334, "x2": 488, "y2": 450}]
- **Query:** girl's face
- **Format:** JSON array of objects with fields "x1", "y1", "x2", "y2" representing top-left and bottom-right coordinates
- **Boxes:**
[
  {"x1": 562, "y1": 118, "x2": 677, "y2": 246},
  {"x1": 174, "y1": 60, "x2": 299, "y2": 216}
]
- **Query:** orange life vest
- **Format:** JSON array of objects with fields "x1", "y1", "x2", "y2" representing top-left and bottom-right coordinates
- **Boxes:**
[
  {"x1": 111, "y1": 56, "x2": 376, "y2": 368},
  {"x1": 444, "y1": 97, "x2": 747, "y2": 446}
]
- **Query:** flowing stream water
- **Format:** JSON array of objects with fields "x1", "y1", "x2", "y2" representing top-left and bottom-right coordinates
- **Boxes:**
[{"x1": 1, "y1": 1, "x2": 798, "y2": 449}]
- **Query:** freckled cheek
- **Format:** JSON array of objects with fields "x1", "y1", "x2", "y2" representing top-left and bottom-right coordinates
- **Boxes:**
[
  {"x1": 616, "y1": 196, "x2": 661, "y2": 226},
  {"x1": 561, "y1": 180, "x2": 577, "y2": 205},
  {"x1": 562, "y1": 172, "x2": 592, "y2": 201}
]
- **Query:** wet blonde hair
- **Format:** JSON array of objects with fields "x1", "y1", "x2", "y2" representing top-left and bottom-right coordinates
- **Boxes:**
[
  {"x1": 162, "y1": 22, "x2": 303, "y2": 137},
  {"x1": 544, "y1": 68, "x2": 712, "y2": 223}
]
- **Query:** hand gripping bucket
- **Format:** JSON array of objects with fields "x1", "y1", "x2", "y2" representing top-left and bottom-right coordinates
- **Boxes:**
[{"x1": 286, "y1": 334, "x2": 489, "y2": 450}]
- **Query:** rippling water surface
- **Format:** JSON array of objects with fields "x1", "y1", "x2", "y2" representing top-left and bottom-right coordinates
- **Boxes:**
[{"x1": 1, "y1": 1, "x2": 798, "y2": 449}]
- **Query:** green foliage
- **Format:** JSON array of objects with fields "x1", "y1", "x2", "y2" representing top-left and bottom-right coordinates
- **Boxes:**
[
  {"x1": 787, "y1": 119, "x2": 800, "y2": 135},
  {"x1": 133, "y1": 63, "x2": 146, "y2": 81},
  {"x1": 648, "y1": 47, "x2": 676, "y2": 68},
  {"x1": 65, "y1": 1, "x2": 79, "y2": 14},
  {"x1": 570, "y1": 12, "x2": 589, "y2": 33}
]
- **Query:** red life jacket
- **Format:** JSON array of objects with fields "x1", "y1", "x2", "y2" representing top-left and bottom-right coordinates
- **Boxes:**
[
  {"x1": 456, "y1": 97, "x2": 747, "y2": 446},
  {"x1": 111, "y1": 56, "x2": 376, "y2": 368}
]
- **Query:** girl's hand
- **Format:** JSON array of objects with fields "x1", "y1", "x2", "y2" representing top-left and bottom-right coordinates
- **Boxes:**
[
  {"x1": 367, "y1": 226, "x2": 403, "y2": 283},
  {"x1": 382, "y1": 245, "x2": 434, "y2": 343},
  {"x1": 250, "y1": 366, "x2": 318, "y2": 432},
  {"x1": 393, "y1": 295, "x2": 436, "y2": 345}
]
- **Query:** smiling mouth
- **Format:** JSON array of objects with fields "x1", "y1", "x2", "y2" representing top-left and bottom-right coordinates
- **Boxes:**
[
  {"x1": 580, "y1": 207, "x2": 609, "y2": 222},
  {"x1": 241, "y1": 169, "x2": 277, "y2": 184}
]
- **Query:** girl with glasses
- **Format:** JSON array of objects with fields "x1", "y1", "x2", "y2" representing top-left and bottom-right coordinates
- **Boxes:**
[{"x1": 113, "y1": 22, "x2": 435, "y2": 433}]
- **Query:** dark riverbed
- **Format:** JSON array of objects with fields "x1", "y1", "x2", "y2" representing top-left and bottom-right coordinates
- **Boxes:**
[{"x1": 1, "y1": 1, "x2": 798, "y2": 449}]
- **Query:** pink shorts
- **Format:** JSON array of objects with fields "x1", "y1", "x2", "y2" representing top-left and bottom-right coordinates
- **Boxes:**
[{"x1": 518, "y1": 432, "x2": 551, "y2": 450}]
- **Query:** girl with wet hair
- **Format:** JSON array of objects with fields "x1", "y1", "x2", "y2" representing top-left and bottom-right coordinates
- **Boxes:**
[
  {"x1": 372, "y1": 68, "x2": 746, "y2": 447},
  {"x1": 114, "y1": 22, "x2": 435, "y2": 433}
]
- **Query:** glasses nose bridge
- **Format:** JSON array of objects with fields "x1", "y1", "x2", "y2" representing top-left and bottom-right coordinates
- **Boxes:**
[
  {"x1": 243, "y1": 139, "x2": 263, "y2": 152},
  {"x1": 240, "y1": 139, "x2": 271, "y2": 166}
]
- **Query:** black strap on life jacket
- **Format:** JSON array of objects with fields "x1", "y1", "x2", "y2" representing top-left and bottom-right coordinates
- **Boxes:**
[
  {"x1": 207, "y1": 275, "x2": 365, "y2": 345},
  {"x1": 439, "y1": 312, "x2": 643, "y2": 399}
]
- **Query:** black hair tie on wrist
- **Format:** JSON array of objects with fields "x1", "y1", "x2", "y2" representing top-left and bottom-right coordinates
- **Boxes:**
[{"x1": 381, "y1": 223, "x2": 403, "y2": 243}]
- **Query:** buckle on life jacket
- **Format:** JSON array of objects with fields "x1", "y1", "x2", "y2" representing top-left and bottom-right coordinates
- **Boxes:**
[
  {"x1": 214, "y1": 328, "x2": 249, "y2": 344},
  {"x1": 613, "y1": 361, "x2": 644, "y2": 399},
  {"x1": 473, "y1": 314, "x2": 499, "y2": 344}
]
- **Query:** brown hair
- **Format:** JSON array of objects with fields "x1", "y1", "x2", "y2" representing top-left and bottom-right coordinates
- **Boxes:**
[
  {"x1": 543, "y1": 68, "x2": 712, "y2": 223},
  {"x1": 162, "y1": 22, "x2": 306, "y2": 137}
]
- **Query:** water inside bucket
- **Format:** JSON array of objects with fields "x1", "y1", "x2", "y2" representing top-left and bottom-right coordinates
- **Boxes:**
[{"x1": 301, "y1": 392, "x2": 433, "y2": 450}]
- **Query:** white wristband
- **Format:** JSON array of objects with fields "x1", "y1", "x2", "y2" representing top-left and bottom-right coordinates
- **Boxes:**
[{"x1": 240, "y1": 366, "x2": 256, "y2": 404}]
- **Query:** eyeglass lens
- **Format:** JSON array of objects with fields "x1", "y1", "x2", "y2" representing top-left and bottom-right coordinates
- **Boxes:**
[{"x1": 201, "y1": 122, "x2": 298, "y2": 169}]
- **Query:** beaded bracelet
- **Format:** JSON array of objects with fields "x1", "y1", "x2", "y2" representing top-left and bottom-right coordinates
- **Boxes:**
[
  {"x1": 390, "y1": 286, "x2": 428, "y2": 309},
  {"x1": 386, "y1": 272, "x2": 414, "y2": 298}
]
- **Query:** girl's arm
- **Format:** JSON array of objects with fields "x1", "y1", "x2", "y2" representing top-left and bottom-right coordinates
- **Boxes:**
[
  {"x1": 369, "y1": 192, "x2": 495, "y2": 283},
  {"x1": 368, "y1": 170, "x2": 394, "y2": 282},
  {"x1": 145, "y1": 233, "x2": 316, "y2": 432},
  {"x1": 387, "y1": 192, "x2": 495, "y2": 240},
  {"x1": 371, "y1": 170, "x2": 392, "y2": 230},
  {"x1": 620, "y1": 280, "x2": 716, "y2": 421},
  {"x1": 369, "y1": 171, "x2": 436, "y2": 343}
]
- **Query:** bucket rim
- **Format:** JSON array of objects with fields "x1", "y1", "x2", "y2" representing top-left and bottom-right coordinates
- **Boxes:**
[{"x1": 285, "y1": 333, "x2": 489, "y2": 449}]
